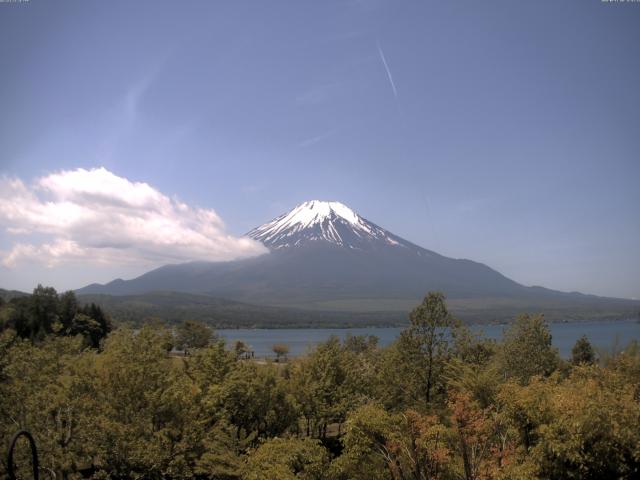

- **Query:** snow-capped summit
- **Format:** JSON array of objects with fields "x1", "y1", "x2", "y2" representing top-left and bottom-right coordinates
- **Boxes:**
[
  {"x1": 275, "y1": 200, "x2": 360, "y2": 228},
  {"x1": 247, "y1": 200, "x2": 410, "y2": 251}
]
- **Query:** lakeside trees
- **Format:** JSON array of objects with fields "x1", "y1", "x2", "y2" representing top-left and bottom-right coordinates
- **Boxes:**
[
  {"x1": 497, "y1": 313, "x2": 559, "y2": 384},
  {"x1": 272, "y1": 344, "x2": 289, "y2": 362},
  {"x1": 1, "y1": 289, "x2": 639, "y2": 479},
  {"x1": 176, "y1": 319, "x2": 216, "y2": 354},
  {"x1": 400, "y1": 291, "x2": 455, "y2": 407},
  {"x1": 0, "y1": 285, "x2": 111, "y2": 347},
  {"x1": 571, "y1": 335, "x2": 596, "y2": 365}
]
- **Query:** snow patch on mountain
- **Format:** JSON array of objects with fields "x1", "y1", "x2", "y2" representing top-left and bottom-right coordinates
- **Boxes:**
[{"x1": 247, "y1": 200, "x2": 413, "y2": 251}]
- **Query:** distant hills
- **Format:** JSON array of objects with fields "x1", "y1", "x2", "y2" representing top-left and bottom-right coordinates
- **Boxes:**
[
  {"x1": 76, "y1": 200, "x2": 640, "y2": 326},
  {"x1": 0, "y1": 288, "x2": 30, "y2": 302}
]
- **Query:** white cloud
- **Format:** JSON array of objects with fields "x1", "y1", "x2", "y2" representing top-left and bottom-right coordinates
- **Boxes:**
[{"x1": 0, "y1": 167, "x2": 267, "y2": 268}]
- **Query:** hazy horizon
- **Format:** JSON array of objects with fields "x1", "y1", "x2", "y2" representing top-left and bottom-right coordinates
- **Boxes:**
[{"x1": 1, "y1": 1, "x2": 639, "y2": 299}]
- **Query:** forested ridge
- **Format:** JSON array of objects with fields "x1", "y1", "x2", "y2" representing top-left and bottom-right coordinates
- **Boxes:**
[{"x1": 1, "y1": 288, "x2": 639, "y2": 479}]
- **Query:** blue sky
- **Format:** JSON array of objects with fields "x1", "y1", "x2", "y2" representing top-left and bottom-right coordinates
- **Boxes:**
[{"x1": 0, "y1": 0, "x2": 639, "y2": 298}]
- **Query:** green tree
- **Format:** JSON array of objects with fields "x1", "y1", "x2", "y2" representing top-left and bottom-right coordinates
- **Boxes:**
[
  {"x1": 499, "y1": 367, "x2": 640, "y2": 479},
  {"x1": 390, "y1": 292, "x2": 455, "y2": 408},
  {"x1": 446, "y1": 324, "x2": 500, "y2": 408},
  {"x1": 89, "y1": 326, "x2": 205, "y2": 478},
  {"x1": 1, "y1": 284, "x2": 62, "y2": 341},
  {"x1": 571, "y1": 335, "x2": 596, "y2": 365},
  {"x1": 57, "y1": 290, "x2": 78, "y2": 332},
  {"x1": 67, "y1": 312, "x2": 103, "y2": 348},
  {"x1": 0, "y1": 288, "x2": 110, "y2": 348},
  {"x1": 332, "y1": 402, "x2": 396, "y2": 480},
  {"x1": 194, "y1": 420, "x2": 246, "y2": 479},
  {"x1": 212, "y1": 362, "x2": 298, "y2": 440},
  {"x1": 243, "y1": 437, "x2": 330, "y2": 480},
  {"x1": 343, "y1": 334, "x2": 379, "y2": 354},
  {"x1": 78, "y1": 302, "x2": 111, "y2": 346},
  {"x1": 336, "y1": 403, "x2": 452, "y2": 480},
  {"x1": 603, "y1": 340, "x2": 640, "y2": 401},
  {"x1": 290, "y1": 336, "x2": 367, "y2": 439},
  {"x1": 185, "y1": 340, "x2": 235, "y2": 391},
  {"x1": 446, "y1": 358, "x2": 501, "y2": 409},
  {"x1": 29, "y1": 284, "x2": 60, "y2": 340},
  {"x1": 498, "y1": 313, "x2": 559, "y2": 384},
  {"x1": 176, "y1": 319, "x2": 215, "y2": 354},
  {"x1": 0, "y1": 329, "x2": 16, "y2": 383},
  {"x1": 0, "y1": 335, "x2": 97, "y2": 479},
  {"x1": 234, "y1": 340, "x2": 250, "y2": 359},
  {"x1": 272, "y1": 343, "x2": 289, "y2": 362},
  {"x1": 451, "y1": 323, "x2": 496, "y2": 366}
]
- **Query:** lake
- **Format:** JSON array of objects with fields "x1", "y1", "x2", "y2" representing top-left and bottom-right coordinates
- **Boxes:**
[{"x1": 218, "y1": 319, "x2": 640, "y2": 359}]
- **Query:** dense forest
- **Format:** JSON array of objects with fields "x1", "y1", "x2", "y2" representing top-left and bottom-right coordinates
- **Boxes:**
[{"x1": 1, "y1": 288, "x2": 639, "y2": 479}]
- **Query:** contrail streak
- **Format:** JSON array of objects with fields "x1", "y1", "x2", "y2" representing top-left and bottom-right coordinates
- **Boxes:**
[{"x1": 377, "y1": 41, "x2": 398, "y2": 99}]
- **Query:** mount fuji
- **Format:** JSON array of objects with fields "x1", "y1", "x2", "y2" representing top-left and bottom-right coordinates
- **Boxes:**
[{"x1": 77, "y1": 200, "x2": 639, "y2": 323}]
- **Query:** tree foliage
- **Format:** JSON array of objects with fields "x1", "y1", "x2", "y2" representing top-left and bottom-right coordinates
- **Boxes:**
[
  {"x1": 498, "y1": 314, "x2": 559, "y2": 384},
  {"x1": 243, "y1": 437, "x2": 330, "y2": 480},
  {"x1": 272, "y1": 343, "x2": 289, "y2": 362},
  {"x1": 571, "y1": 335, "x2": 596, "y2": 365},
  {"x1": 0, "y1": 285, "x2": 111, "y2": 347},
  {"x1": 175, "y1": 319, "x2": 215, "y2": 353},
  {"x1": 1, "y1": 288, "x2": 638, "y2": 479}
]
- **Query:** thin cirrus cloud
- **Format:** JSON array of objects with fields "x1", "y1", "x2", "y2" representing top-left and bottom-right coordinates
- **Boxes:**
[{"x1": 0, "y1": 167, "x2": 268, "y2": 269}]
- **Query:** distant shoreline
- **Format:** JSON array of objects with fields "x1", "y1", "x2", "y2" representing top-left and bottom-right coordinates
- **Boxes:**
[
  {"x1": 213, "y1": 316, "x2": 639, "y2": 331},
  {"x1": 214, "y1": 318, "x2": 640, "y2": 359}
]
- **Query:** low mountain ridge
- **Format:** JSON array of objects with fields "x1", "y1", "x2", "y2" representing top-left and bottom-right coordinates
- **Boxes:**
[{"x1": 76, "y1": 290, "x2": 406, "y2": 328}]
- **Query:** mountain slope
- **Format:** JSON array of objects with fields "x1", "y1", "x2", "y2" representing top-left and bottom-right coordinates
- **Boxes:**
[
  {"x1": 78, "y1": 200, "x2": 640, "y2": 322},
  {"x1": 0, "y1": 288, "x2": 30, "y2": 302}
]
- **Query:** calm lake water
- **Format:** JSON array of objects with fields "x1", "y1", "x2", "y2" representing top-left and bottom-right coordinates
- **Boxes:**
[{"x1": 218, "y1": 319, "x2": 640, "y2": 359}]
